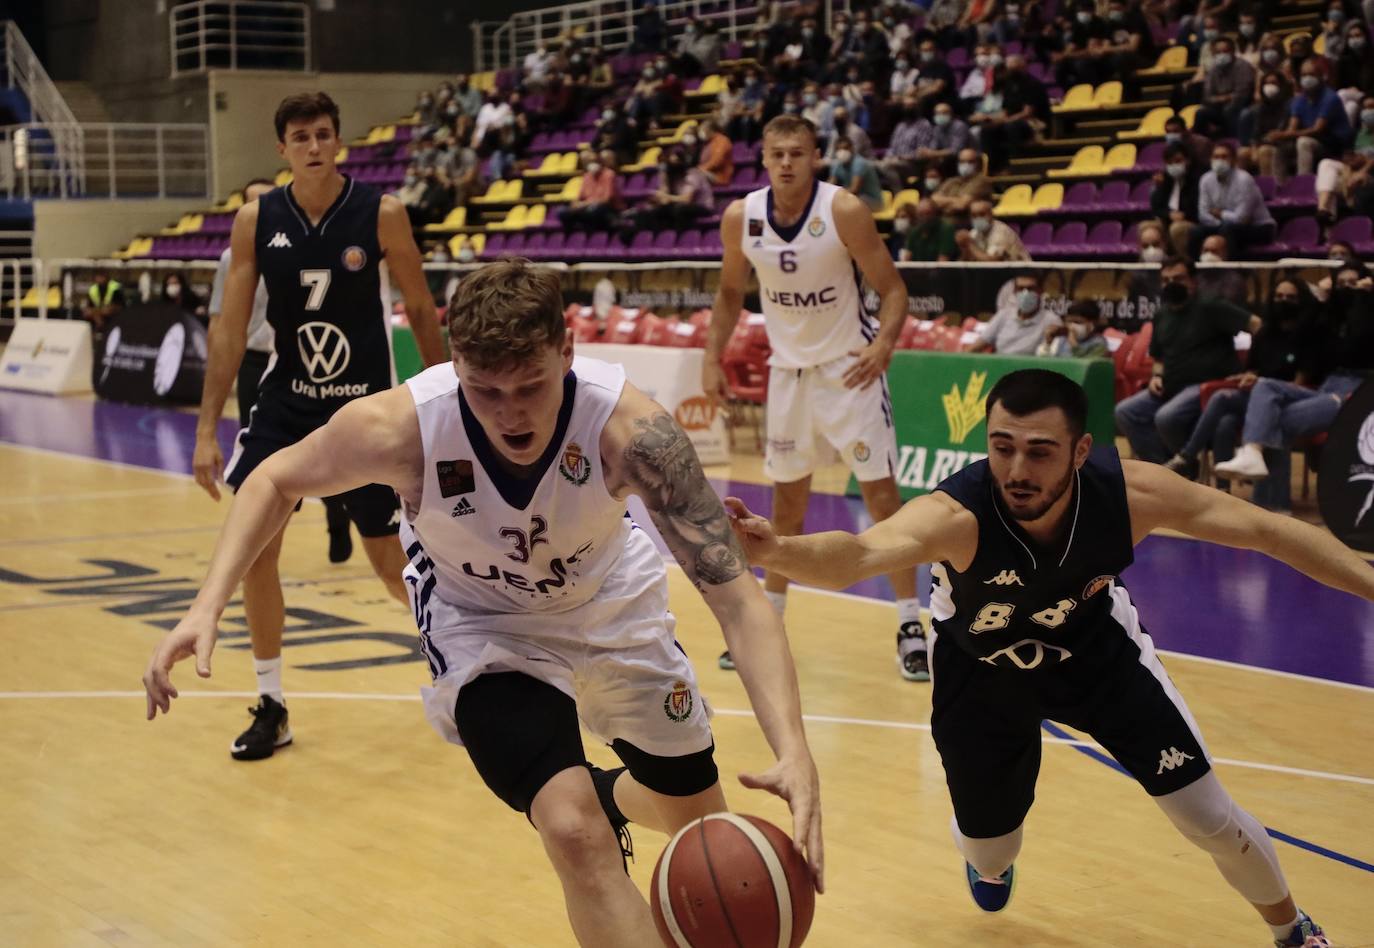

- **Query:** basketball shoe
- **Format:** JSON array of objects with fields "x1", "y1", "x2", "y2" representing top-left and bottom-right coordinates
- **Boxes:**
[
  {"x1": 719, "y1": 650, "x2": 735, "y2": 671},
  {"x1": 230, "y1": 695, "x2": 292, "y2": 761},
  {"x1": 589, "y1": 765, "x2": 635, "y2": 872},
  {"x1": 898, "y1": 621, "x2": 930, "y2": 682},
  {"x1": 1275, "y1": 912, "x2": 1331, "y2": 947},
  {"x1": 964, "y1": 862, "x2": 1015, "y2": 913}
]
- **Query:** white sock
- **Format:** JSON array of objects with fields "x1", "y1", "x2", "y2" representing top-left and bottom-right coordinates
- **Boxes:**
[
  {"x1": 254, "y1": 656, "x2": 284, "y2": 703},
  {"x1": 897, "y1": 597, "x2": 926, "y2": 655},
  {"x1": 764, "y1": 590, "x2": 787, "y2": 617},
  {"x1": 1267, "y1": 910, "x2": 1302, "y2": 943}
]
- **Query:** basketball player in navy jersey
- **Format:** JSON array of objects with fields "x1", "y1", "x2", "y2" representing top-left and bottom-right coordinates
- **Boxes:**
[
  {"x1": 727, "y1": 369, "x2": 1356, "y2": 946},
  {"x1": 705, "y1": 114, "x2": 927, "y2": 682},
  {"x1": 191, "y1": 92, "x2": 446, "y2": 761},
  {"x1": 145, "y1": 260, "x2": 822, "y2": 947}
]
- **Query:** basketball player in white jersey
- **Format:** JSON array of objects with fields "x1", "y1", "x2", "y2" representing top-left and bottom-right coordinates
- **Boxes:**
[
  {"x1": 704, "y1": 114, "x2": 926, "y2": 681},
  {"x1": 144, "y1": 261, "x2": 824, "y2": 948}
]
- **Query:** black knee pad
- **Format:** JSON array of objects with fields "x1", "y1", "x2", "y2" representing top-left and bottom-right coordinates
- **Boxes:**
[
  {"x1": 612, "y1": 738, "x2": 719, "y2": 797},
  {"x1": 454, "y1": 672, "x2": 588, "y2": 814}
]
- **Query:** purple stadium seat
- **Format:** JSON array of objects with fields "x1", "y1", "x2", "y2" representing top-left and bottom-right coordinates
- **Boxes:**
[
  {"x1": 584, "y1": 231, "x2": 610, "y2": 257},
  {"x1": 1021, "y1": 221, "x2": 1054, "y2": 248},
  {"x1": 1040, "y1": 221, "x2": 1088, "y2": 257},
  {"x1": 1084, "y1": 220, "x2": 1124, "y2": 256},
  {"x1": 677, "y1": 229, "x2": 706, "y2": 258},
  {"x1": 723, "y1": 41, "x2": 742, "y2": 59},
  {"x1": 543, "y1": 205, "x2": 562, "y2": 229},
  {"x1": 1249, "y1": 217, "x2": 1320, "y2": 258},
  {"x1": 1269, "y1": 175, "x2": 1316, "y2": 210},
  {"x1": 1063, "y1": 182, "x2": 1096, "y2": 208},
  {"x1": 536, "y1": 231, "x2": 563, "y2": 260},
  {"x1": 562, "y1": 231, "x2": 589, "y2": 259},
  {"x1": 646, "y1": 230, "x2": 677, "y2": 259},
  {"x1": 502, "y1": 233, "x2": 528, "y2": 257},
  {"x1": 731, "y1": 141, "x2": 754, "y2": 163},
  {"x1": 626, "y1": 230, "x2": 655, "y2": 259},
  {"x1": 528, "y1": 131, "x2": 554, "y2": 154},
  {"x1": 622, "y1": 172, "x2": 653, "y2": 201},
  {"x1": 1006, "y1": 221, "x2": 1022, "y2": 235},
  {"x1": 1132, "y1": 141, "x2": 1166, "y2": 174},
  {"x1": 1255, "y1": 175, "x2": 1277, "y2": 200},
  {"x1": 1004, "y1": 41, "x2": 1023, "y2": 56},
  {"x1": 1126, "y1": 178, "x2": 1152, "y2": 211},
  {"x1": 1097, "y1": 180, "x2": 1131, "y2": 212},
  {"x1": 1118, "y1": 221, "x2": 1141, "y2": 256},
  {"x1": 1027, "y1": 62, "x2": 1051, "y2": 84},
  {"x1": 947, "y1": 47, "x2": 969, "y2": 69},
  {"x1": 1328, "y1": 215, "x2": 1372, "y2": 247},
  {"x1": 481, "y1": 233, "x2": 507, "y2": 259}
]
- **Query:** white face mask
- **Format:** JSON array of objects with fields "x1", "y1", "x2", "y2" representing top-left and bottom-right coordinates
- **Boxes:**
[
  {"x1": 166, "y1": 284, "x2": 181, "y2": 298},
  {"x1": 835, "y1": 151, "x2": 853, "y2": 164},
  {"x1": 934, "y1": 113, "x2": 952, "y2": 127},
  {"x1": 972, "y1": 217, "x2": 991, "y2": 234},
  {"x1": 1140, "y1": 245, "x2": 1166, "y2": 263},
  {"x1": 1166, "y1": 162, "x2": 1187, "y2": 179},
  {"x1": 1211, "y1": 159, "x2": 1232, "y2": 176},
  {"x1": 894, "y1": 218, "x2": 912, "y2": 233},
  {"x1": 1200, "y1": 251, "x2": 1223, "y2": 263},
  {"x1": 1069, "y1": 322, "x2": 1092, "y2": 340},
  {"x1": 1300, "y1": 75, "x2": 1320, "y2": 92},
  {"x1": 958, "y1": 161, "x2": 977, "y2": 177},
  {"x1": 457, "y1": 247, "x2": 475, "y2": 263},
  {"x1": 1213, "y1": 53, "x2": 1233, "y2": 67},
  {"x1": 586, "y1": 161, "x2": 601, "y2": 174},
  {"x1": 1263, "y1": 84, "x2": 1281, "y2": 99},
  {"x1": 1016, "y1": 289, "x2": 1039, "y2": 314}
]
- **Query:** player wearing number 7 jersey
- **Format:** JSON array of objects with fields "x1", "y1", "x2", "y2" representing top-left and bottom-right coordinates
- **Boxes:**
[
  {"x1": 725, "y1": 369, "x2": 1360, "y2": 947},
  {"x1": 190, "y1": 91, "x2": 446, "y2": 761}
]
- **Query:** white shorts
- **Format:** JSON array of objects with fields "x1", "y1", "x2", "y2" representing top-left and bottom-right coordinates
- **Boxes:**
[
  {"x1": 414, "y1": 534, "x2": 714, "y2": 759},
  {"x1": 765, "y1": 355, "x2": 898, "y2": 483}
]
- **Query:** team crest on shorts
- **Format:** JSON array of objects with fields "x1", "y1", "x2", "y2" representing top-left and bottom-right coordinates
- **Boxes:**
[
  {"x1": 853, "y1": 440, "x2": 871, "y2": 463},
  {"x1": 559, "y1": 441, "x2": 591, "y2": 485},
  {"x1": 664, "y1": 680, "x2": 693, "y2": 722},
  {"x1": 1083, "y1": 575, "x2": 1113, "y2": 599},
  {"x1": 341, "y1": 245, "x2": 367, "y2": 271},
  {"x1": 807, "y1": 217, "x2": 825, "y2": 238}
]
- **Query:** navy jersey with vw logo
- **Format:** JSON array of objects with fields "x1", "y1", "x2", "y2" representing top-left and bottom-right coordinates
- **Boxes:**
[
  {"x1": 254, "y1": 175, "x2": 394, "y2": 431},
  {"x1": 930, "y1": 446, "x2": 1136, "y2": 671}
]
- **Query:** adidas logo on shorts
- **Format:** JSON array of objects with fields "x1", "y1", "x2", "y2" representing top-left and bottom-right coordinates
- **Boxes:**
[
  {"x1": 450, "y1": 498, "x2": 476, "y2": 518},
  {"x1": 267, "y1": 232, "x2": 293, "y2": 249}
]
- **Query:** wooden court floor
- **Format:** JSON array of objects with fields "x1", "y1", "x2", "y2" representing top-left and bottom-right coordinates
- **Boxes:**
[{"x1": 1, "y1": 443, "x2": 1371, "y2": 947}]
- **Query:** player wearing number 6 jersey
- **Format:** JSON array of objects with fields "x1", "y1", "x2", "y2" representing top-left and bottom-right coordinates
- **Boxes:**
[
  {"x1": 725, "y1": 369, "x2": 1361, "y2": 947},
  {"x1": 189, "y1": 91, "x2": 446, "y2": 761},
  {"x1": 705, "y1": 114, "x2": 927, "y2": 682}
]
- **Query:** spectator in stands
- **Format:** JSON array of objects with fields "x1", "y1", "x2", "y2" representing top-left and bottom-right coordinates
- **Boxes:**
[
  {"x1": 83, "y1": 270, "x2": 125, "y2": 329},
  {"x1": 593, "y1": 105, "x2": 638, "y2": 167},
  {"x1": 1264, "y1": 58, "x2": 1355, "y2": 179},
  {"x1": 966, "y1": 273, "x2": 1061, "y2": 354},
  {"x1": 1236, "y1": 11, "x2": 1265, "y2": 67},
  {"x1": 1137, "y1": 221, "x2": 1168, "y2": 262},
  {"x1": 913, "y1": 40, "x2": 956, "y2": 112},
  {"x1": 913, "y1": 101, "x2": 971, "y2": 175},
  {"x1": 409, "y1": 167, "x2": 452, "y2": 228},
  {"x1": 1053, "y1": 2, "x2": 1110, "y2": 90},
  {"x1": 159, "y1": 272, "x2": 205, "y2": 320},
  {"x1": 672, "y1": 18, "x2": 722, "y2": 78},
  {"x1": 929, "y1": 148, "x2": 992, "y2": 220},
  {"x1": 1195, "y1": 36, "x2": 1256, "y2": 139},
  {"x1": 536, "y1": 73, "x2": 577, "y2": 130},
  {"x1": 1334, "y1": 22, "x2": 1374, "y2": 126},
  {"x1": 901, "y1": 198, "x2": 959, "y2": 262},
  {"x1": 834, "y1": 8, "x2": 889, "y2": 79},
  {"x1": 696, "y1": 118, "x2": 734, "y2": 187},
  {"x1": 471, "y1": 91, "x2": 511, "y2": 150},
  {"x1": 1241, "y1": 71, "x2": 1294, "y2": 172},
  {"x1": 887, "y1": 202, "x2": 918, "y2": 258},
  {"x1": 1254, "y1": 33, "x2": 1286, "y2": 78},
  {"x1": 586, "y1": 50, "x2": 614, "y2": 96},
  {"x1": 622, "y1": 146, "x2": 713, "y2": 238},
  {"x1": 959, "y1": 43, "x2": 997, "y2": 115},
  {"x1": 1165, "y1": 278, "x2": 1312, "y2": 481},
  {"x1": 522, "y1": 44, "x2": 554, "y2": 90},
  {"x1": 1316, "y1": 97, "x2": 1374, "y2": 222},
  {"x1": 562, "y1": 148, "x2": 623, "y2": 233},
  {"x1": 1152, "y1": 142, "x2": 1202, "y2": 256},
  {"x1": 1103, "y1": 0, "x2": 1156, "y2": 92},
  {"x1": 800, "y1": 82, "x2": 828, "y2": 136},
  {"x1": 1320, "y1": 4, "x2": 1349, "y2": 62},
  {"x1": 448, "y1": 139, "x2": 484, "y2": 209},
  {"x1": 1165, "y1": 114, "x2": 1214, "y2": 168},
  {"x1": 924, "y1": 0, "x2": 964, "y2": 46},
  {"x1": 1174, "y1": 15, "x2": 1225, "y2": 110},
  {"x1": 1195, "y1": 142, "x2": 1275, "y2": 259},
  {"x1": 890, "y1": 50, "x2": 920, "y2": 99},
  {"x1": 971, "y1": 56, "x2": 1047, "y2": 173},
  {"x1": 878, "y1": 92, "x2": 924, "y2": 190},
  {"x1": 415, "y1": 90, "x2": 437, "y2": 128},
  {"x1": 454, "y1": 74, "x2": 482, "y2": 120},
  {"x1": 1037, "y1": 299, "x2": 1110, "y2": 358},
  {"x1": 1215, "y1": 265, "x2": 1374, "y2": 481},
  {"x1": 730, "y1": 71, "x2": 768, "y2": 143},
  {"x1": 633, "y1": 0, "x2": 666, "y2": 53},
  {"x1": 829, "y1": 140, "x2": 885, "y2": 211},
  {"x1": 1283, "y1": 32, "x2": 1315, "y2": 90},
  {"x1": 825, "y1": 106, "x2": 874, "y2": 161},
  {"x1": 1196, "y1": 233, "x2": 1250, "y2": 302},
  {"x1": 956, "y1": 198, "x2": 1031, "y2": 261}
]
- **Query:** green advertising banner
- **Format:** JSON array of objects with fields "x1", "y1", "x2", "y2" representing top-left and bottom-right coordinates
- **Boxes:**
[{"x1": 855, "y1": 350, "x2": 1117, "y2": 499}]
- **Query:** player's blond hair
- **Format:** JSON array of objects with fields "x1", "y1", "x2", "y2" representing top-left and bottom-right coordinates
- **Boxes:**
[
  {"x1": 447, "y1": 258, "x2": 566, "y2": 370},
  {"x1": 762, "y1": 114, "x2": 819, "y2": 146}
]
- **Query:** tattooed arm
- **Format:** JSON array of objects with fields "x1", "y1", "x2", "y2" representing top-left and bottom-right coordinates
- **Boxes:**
[{"x1": 603, "y1": 384, "x2": 824, "y2": 890}]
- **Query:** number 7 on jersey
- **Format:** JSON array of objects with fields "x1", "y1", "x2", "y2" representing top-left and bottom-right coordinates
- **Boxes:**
[{"x1": 300, "y1": 269, "x2": 332, "y2": 311}]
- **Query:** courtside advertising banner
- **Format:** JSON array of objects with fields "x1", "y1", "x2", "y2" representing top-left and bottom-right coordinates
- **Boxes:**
[{"x1": 94, "y1": 303, "x2": 208, "y2": 406}]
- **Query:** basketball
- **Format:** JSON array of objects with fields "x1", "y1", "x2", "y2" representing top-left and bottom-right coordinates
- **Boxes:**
[{"x1": 650, "y1": 813, "x2": 815, "y2": 948}]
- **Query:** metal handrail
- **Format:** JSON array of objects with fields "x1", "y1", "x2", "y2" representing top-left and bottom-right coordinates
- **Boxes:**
[
  {"x1": 0, "y1": 123, "x2": 211, "y2": 200},
  {"x1": 169, "y1": 1, "x2": 311, "y2": 77},
  {"x1": 1, "y1": 22, "x2": 84, "y2": 193}
]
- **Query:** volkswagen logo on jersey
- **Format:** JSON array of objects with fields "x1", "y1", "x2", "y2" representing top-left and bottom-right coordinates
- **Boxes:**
[
  {"x1": 297, "y1": 321, "x2": 351, "y2": 383},
  {"x1": 341, "y1": 245, "x2": 367, "y2": 272}
]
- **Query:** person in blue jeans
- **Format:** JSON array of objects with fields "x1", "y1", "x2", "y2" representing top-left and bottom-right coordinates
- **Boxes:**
[
  {"x1": 1215, "y1": 265, "x2": 1374, "y2": 480},
  {"x1": 1115, "y1": 256, "x2": 1261, "y2": 464},
  {"x1": 1164, "y1": 278, "x2": 1311, "y2": 482}
]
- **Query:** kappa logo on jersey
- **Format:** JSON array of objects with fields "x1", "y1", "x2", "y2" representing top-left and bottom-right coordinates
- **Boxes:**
[
  {"x1": 1156, "y1": 746, "x2": 1196, "y2": 774},
  {"x1": 978, "y1": 638, "x2": 1072, "y2": 670},
  {"x1": 807, "y1": 217, "x2": 825, "y2": 237},
  {"x1": 664, "y1": 680, "x2": 694, "y2": 722},
  {"x1": 296, "y1": 321, "x2": 351, "y2": 383},
  {"x1": 341, "y1": 245, "x2": 367, "y2": 272},
  {"x1": 387, "y1": 509, "x2": 401, "y2": 527},
  {"x1": 943, "y1": 370, "x2": 988, "y2": 444},
  {"x1": 748, "y1": 217, "x2": 764, "y2": 237},
  {"x1": 983, "y1": 570, "x2": 1024, "y2": 586},
  {"x1": 1083, "y1": 575, "x2": 1113, "y2": 599},
  {"x1": 559, "y1": 441, "x2": 591, "y2": 485},
  {"x1": 267, "y1": 232, "x2": 293, "y2": 249},
  {"x1": 450, "y1": 498, "x2": 476, "y2": 518},
  {"x1": 436, "y1": 459, "x2": 475, "y2": 497}
]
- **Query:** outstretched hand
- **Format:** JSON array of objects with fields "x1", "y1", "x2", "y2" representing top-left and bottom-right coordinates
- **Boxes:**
[
  {"x1": 724, "y1": 496, "x2": 780, "y2": 566},
  {"x1": 739, "y1": 755, "x2": 825, "y2": 893},
  {"x1": 143, "y1": 612, "x2": 218, "y2": 720}
]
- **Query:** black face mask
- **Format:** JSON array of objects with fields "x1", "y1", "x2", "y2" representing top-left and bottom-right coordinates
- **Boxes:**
[
  {"x1": 1268, "y1": 300, "x2": 1302, "y2": 325},
  {"x1": 1160, "y1": 282, "x2": 1190, "y2": 306}
]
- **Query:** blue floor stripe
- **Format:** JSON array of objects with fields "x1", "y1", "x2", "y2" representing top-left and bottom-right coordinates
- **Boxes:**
[{"x1": 1039, "y1": 721, "x2": 1374, "y2": 875}]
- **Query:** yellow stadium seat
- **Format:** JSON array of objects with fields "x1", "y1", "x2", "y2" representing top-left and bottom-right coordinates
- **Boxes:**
[
  {"x1": 379, "y1": 125, "x2": 396, "y2": 143},
  {"x1": 423, "y1": 206, "x2": 467, "y2": 232},
  {"x1": 1139, "y1": 45, "x2": 1188, "y2": 74},
  {"x1": 19, "y1": 286, "x2": 39, "y2": 307},
  {"x1": 1092, "y1": 81, "x2": 1122, "y2": 107},
  {"x1": 184, "y1": 214, "x2": 204, "y2": 233},
  {"x1": 524, "y1": 204, "x2": 546, "y2": 228},
  {"x1": 128, "y1": 237, "x2": 152, "y2": 258},
  {"x1": 872, "y1": 190, "x2": 897, "y2": 221},
  {"x1": 1119, "y1": 106, "x2": 1173, "y2": 140},
  {"x1": 1047, "y1": 146, "x2": 1104, "y2": 178},
  {"x1": 557, "y1": 152, "x2": 580, "y2": 174},
  {"x1": 471, "y1": 71, "x2": 495, "y2": 91},
  {"x1": 449, "y1": 232, "x2": 486, "y2": 256},
  {"x1": 891, "y1": 188, "x2": 920, "y2": 212},
  {"x1": 525, "y1": 153, "x2": 563, "y2": 176},
  {"x1": 1052, "y1": 84, "x2": 1095, "y2": 113},
  {"x1": 545, "y1": 175, "x2": 584, "y2": 203},
  {"x1": 1103, "y1": 143, "x2": 1137, "y2": 172},
  {"x1": 1029, "y1": 182, "x2": 1064, "y2": 212},
  {"x1": 696, "y1": 75, "x2": 724, "y2": 96},
  {"x1": 275, "y1": 169, "x2": 293, "y2": 186},
  {"x1": 489, "y1": 204, "x2": 529, "y2": 230},
  {"x1": 659, "y1": 120, "x2": 698, "y2": 144},
  {"x1": 335, "y1": 146, "x2": 349, "y2": 163},
  {"x1": 473, "y1": 179, "x2": 521, "y2": 203},
  {"x1": 1312, "y1": 32, "x2": 1325, "y2": 55},
  {"x1": 1178, "y1": 104, "x2": 1200, "y2": 128},
  {"x1": 992, "y1": 184, "x2": 1034, "y2": 216},
  {"x1": 625, "y1": 146, "x2": 662, "y2": 172},
  {"x1": 503, "y1": 179, "x2": 524, "y2": 201}
]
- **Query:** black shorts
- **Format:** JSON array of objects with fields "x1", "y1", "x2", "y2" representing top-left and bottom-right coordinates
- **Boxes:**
[
  {"x1": 224, "y1": 408, "x2": 400, "y2": 538},
  {"x1": 930, "y1": 628, "x2": 1211, "y2": 839},
  {"x1": 236, "y1": 348, "x2": 272, "y2": 425}
]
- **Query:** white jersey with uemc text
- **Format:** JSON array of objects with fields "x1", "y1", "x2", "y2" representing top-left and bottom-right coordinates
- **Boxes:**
[
  {"x1": 741, "y1": 180, "x2": 877, "y2": 369},
  {"x1": 399, "y1": 356, "x2": 655, "y2": 616}
]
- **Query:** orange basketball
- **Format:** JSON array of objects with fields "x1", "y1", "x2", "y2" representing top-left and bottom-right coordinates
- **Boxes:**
[{"x1": 650, "y1": 813, "x2": 815, "y2": 948}]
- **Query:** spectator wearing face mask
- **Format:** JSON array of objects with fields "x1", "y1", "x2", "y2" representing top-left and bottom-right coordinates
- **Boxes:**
[
  {"x1": 453, "y1": 74, "x2": 482, "y2": 120},
  {"x1": 887, "y1": 202, "x2": 918, "y2": 259},
  {"x1": 633, "y1": 0, "x2": 666, "y2": 54},
  {"x1": 825, "y1": 106, "x2": 873, "y2": 161},
  {"x1": 929, "y1": 149, "x2": 993, "y2": 221},
  {"x1": 1163, "y1": 115, "x2": 1214, "y2": 169},
  {"x1": 1151, "y1": 143, "x2": 1202, "y2": 256},
  {"x1": 828, "y1": 141, "x2": 885, "y2": 211},
  {"x1": 900, "y1": 199, "x2": 959, "y2": 262},
  {"x1": 913, "y1": 42, "x2": 956, "y2": 112},
  {"x1": 1320, "y1": 4, "x2": 1349, "y2": 61},
  {"x1": 956, "y1": 198, "x2": 1031, "y2": 262},
  {"x1": 800, "y1": 82, "x2": 829, "y2": 136},
  {"x1": 1235, "y1": 12, "x2": 1266, "y2": 66},
  {"x1": 878, "y1": 93, "x2": 927, "y2": 191},
  {"x1": 1101, "y1": 0, "x2": 1156, "y2": 92},
  {"x1": 1333, "y1": 22, "x2": 1374, "y2": 126},
  {"x1": 1195, "y1": 142, "x2": 1275, "y2": 259},
  {"x1": 160, "y1": 272, "x2": 204, "y2": 319},
  {"x1": 890, "y1": 50, "x2": 920, "y2": 99},
  {"x1": 1316, "y1": 95, "x2": 1374, "y2": 222},
  {"x1": 1037, "y1": 300, "x2": 1109, "y2": 359},
  {"x1": 1195, "y1": 234, "x2": 1249, "y2": 303},
  {"x1": 1215, "y1": 265, "x2": 1374, "y2": 482},
  {"x1": 471, "y1": 93, "x2": 512, "y2": 150},
  {"x1": 1137, "y1": 221, "x2": 1168, "y2": 263},
  {"x1": 959, "y1": 44, "x2": 998, "y2": 115},
  {"x1": 966, "y1": 272, "x2": 1060, "y2": 354},
  {"x1": 912, "y1": 102, "x2": 971, "y2": 175},
  {"x1": 975, "y1": 55, "x2": 1048, "y2": 175},
  {"x1": 415, "y1": 91, "x2": 438, "y2": 128},
  {"x1": 562, "y1": 149, "x2": 623, "y2": 233},
  {"x1": 1241, "y1": 71, "x2": 1294, "y2": 173},
  {"x1": 1264, "y1": 59, "x2": 1355, "y2": 179},
  {"x1": 672, "y1": 18, "x2": 722, "y2": 78},
  {"x1": 729, "y1": 71, "x2": 768, "y2": 144},
  {"x1": 1115, "y1": 257, "x2": 1262, "y2": 464},
  {"x1": 794, "y1": 18, "x2": 830, "y2": 79},
  {"x1": 1195, "y1": 37, "x2": 1256, "y2": 139},
  {"x1": 622, "y1": 147, "x2": 713, "y2": 238},
  {"x1": 695, "y1": 118, "x2": 734, "y2": 187}
]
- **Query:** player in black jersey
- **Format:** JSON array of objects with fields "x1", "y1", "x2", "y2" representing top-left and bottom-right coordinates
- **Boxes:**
[
  {"x1": 726, "y1": 369, "x2": 1363, "y2": 946},
  {"x1": 191, "y1": 92, "x2": 446, "y2": 761}
]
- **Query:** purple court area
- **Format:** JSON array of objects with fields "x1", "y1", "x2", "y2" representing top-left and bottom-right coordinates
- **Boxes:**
[{"x1": 5, "y1": 389, "x2": 1374, "y2": 689}]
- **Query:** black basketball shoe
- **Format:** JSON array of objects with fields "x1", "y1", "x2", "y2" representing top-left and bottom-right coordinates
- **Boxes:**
[
  {"x1": 898, "y1": 621, "x2": 931, "y2": 682},
  {"x1": 325, "y1": 500, "x2": 352, "y2": 564},
  {"x1": 590, "y1": 764, "x2": 634, "y2": 872},
  {"x1": 230, "y1": 695, "x2": 292, "y2": 761}
]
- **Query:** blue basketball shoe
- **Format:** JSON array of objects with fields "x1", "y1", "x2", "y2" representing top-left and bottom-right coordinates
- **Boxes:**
[
  {"x1": 965, "y1": 861, "x2": 1016, "y2": 913},
  {"x1": 1275, "y1": 912, "x2": 1331, "y2": 947}
]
